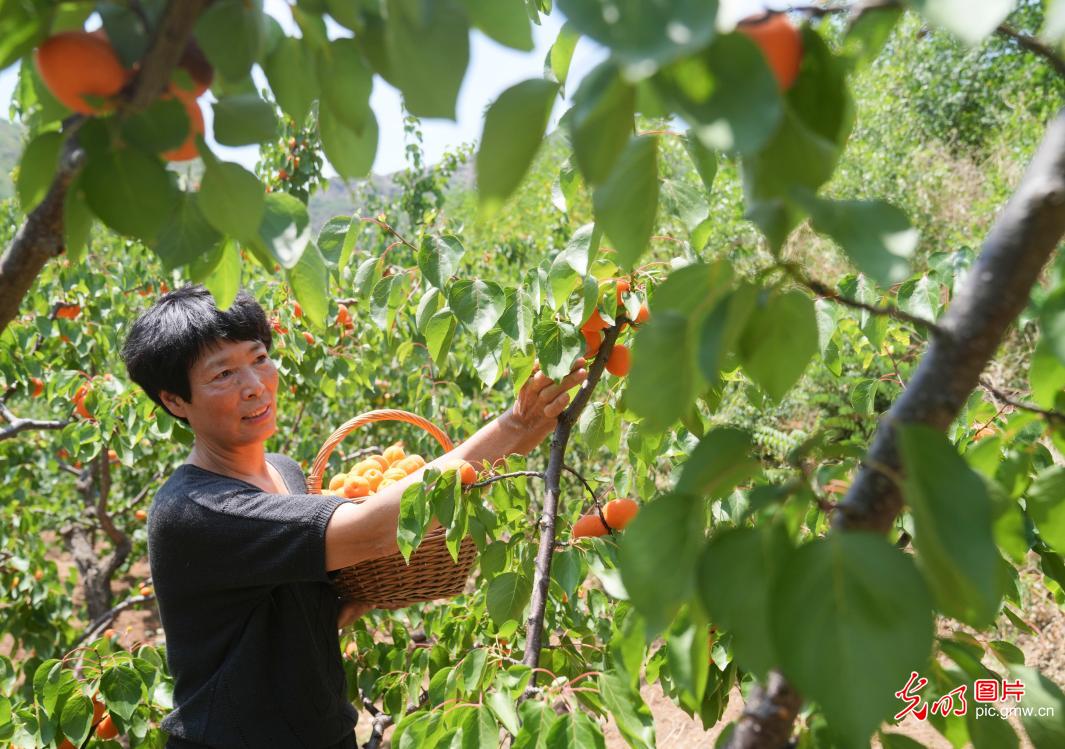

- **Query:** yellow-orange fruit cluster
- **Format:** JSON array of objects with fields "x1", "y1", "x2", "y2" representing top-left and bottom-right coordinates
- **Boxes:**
[
  {"x1": 571, "y1": 498, "x2": 640, "y2": 539},
  {"x1": 323, "y1": 443, "x2": 428, "y2": 500},
  {"x1": 580, "y1": 278, "x2": 651, "y2": 378}
]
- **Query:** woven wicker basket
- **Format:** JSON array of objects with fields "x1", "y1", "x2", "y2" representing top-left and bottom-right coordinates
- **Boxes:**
[{"x1": 307, "y1": 409, "x2": 477, "y2": 609}]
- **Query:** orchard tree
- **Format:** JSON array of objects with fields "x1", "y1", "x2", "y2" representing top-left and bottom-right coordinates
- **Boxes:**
[{"x1": 2, "y1": 1, "x2": 1065, "y2": 748}]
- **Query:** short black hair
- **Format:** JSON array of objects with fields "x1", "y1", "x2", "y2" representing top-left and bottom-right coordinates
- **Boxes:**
[{"x1": 121, "y1": 285, "x2": 273, "y2": 421}]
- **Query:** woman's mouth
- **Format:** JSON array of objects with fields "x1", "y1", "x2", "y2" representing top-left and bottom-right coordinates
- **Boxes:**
[{"x1": 243, "y1": 403, "x2": 272, "y2": 422}]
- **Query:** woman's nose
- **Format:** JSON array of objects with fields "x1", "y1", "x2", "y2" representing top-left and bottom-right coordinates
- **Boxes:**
[{"x1": 241, "y1": 369, "x2": 267, "y2": 397}]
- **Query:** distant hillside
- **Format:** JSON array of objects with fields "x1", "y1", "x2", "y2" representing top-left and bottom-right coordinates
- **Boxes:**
[{"x1": 0, "y1": 117, "x2": 477, "y2": 235}]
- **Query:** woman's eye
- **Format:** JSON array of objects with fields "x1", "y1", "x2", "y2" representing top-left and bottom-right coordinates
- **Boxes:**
[
  {"x1": 256, "y1": 354, "x2": 269, "y2": 363},
  {"x1": 216, "y1": 370, "x2": 232, "y2": 379}
]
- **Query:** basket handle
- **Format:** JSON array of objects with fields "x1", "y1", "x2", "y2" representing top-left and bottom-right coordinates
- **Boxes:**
[{"x1": 307, "y1": 409, "x2": 454, "y2": 496}]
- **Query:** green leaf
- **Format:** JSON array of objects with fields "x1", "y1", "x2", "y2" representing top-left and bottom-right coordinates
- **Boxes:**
[
  {"x1": 121, "y1": 97, "x2": 189, "y2": 154},
  {"x1": 665, "y1": 606, "x2": 711, "y2": 712},
  {"x1": 904, "y1": 0, "x2": 1015, "y2": 46},
  {"x1": 698, "y1": 523, "x2": 790, "y2": 678},
  {"x1": 771, "y1": 533, "x2": 935, "y2": 748},
  {"x1": 100, "y1": 665, "x2": 146, "y2": 721},
  {"x1": 898, "y1": 424, "x2": 1002, "y2": 627},
  {"x1": 1027, "y1": 466, "x2": 1065, "y2": 554},
  {"x1": 397, "y1": 482, "x2": 431, "y2": 562},
  {"x1": 255, "y1": 192, "x2": 312, "y2": 269},
  {"x1": 82, "y1": 145, "x2": 176, "y2": 241},
  {"x1": 460, "y1": 0, "x2": 533, "y2": 50},
  {"x1": 264, "y1": 35, "x2": 319, "y2": 124},
  {"x1": 154, "y1": 192, "x2": 223, "y2": 271},
  {"x1": 500, "y1": 288, "x2": 534, "y2": 349},
  {"x1": 544, "y1": 711, "x2": 606, "y2": 749},
  {"x1": 1008, "y1": 665, "x2": 1065, "y2": 749},
  {"x1": 684, "y1": 132, "x2": 717, "y2": 194},
  {"x1": 592, "y1": 136, "x2": 659, "y2": 271},
  {"x1": 17, "y1": 130, "x2": 62, "y2": 211},
  {"x1": 676, "y1": 428, "x2": 759, "y2": 500},
  {"x1": 486, "y1": 572, "x2": 531, "y2": 627},
  {"x1": 843, "y1": 5, "x2": 903, "y2": 69},
  {"x1": 556, "y1": 0, "x2": 717, "y2": 74},
  {"x1": 796, "y1": 194, "x2": 917, "y2": 287},
  {"x1": 204, "y1": 240, "x2": 242, "y2": 309},
  {"x1": 196, "y1": 0, "x2": 264, "y2": 82},
  {"x1": 59, "y1": 693, "x2": 93, "y2": 747},
  {"x1": 63, "y1": 178, "x2": 93, "y2": 263},
  {"x1": 487, "y1": 690, "x2": 520, "y2": 736},
  {"x1": 419, "y1": 235, "x2": 466, "y2": 290},
  {"x1": 738, "y1": 289, "x2": 818, "y2": 401},
  {"x1": 618, "y1": 492, "x2": 705, "y2": 635},
  {"x1": 568, "y1": 62, "x2": 635, "y2": 185},
  {"x1": 599, "y1": 672, "x2": 655, "y2": 749},
  {"x1": 320, "y1": 106, "x2": 378, "y2": 180},
  {"x1": 386, "y1": 0, "x2": 470, "y2": 118},
  {"x1": 198, "y1": 157, "x2": 265, "y2": 243},
  {"x1": 698, "y1": 284, "x2": 757, "y2": 387},
  {"x1": 425, "y1": 309, "x2": 458, "y2": 367},
  {"x1": 318, "y1": 38, "x2": 373, "y2": 131},
  {"x1": 531, "y1": 319, "x2": 583, "y2": 382},
  {"x1": 1040, "y1": 286, "x2": 1065, "y2": 367},
  {"x1": 514, "y1": 700, "x2": 558, "y2": 749},
  {"x1": 545, "y1": 22, "x2": 579, "y2": 90},
  {"x1": 477, "y1": 79, "x2": 559, "y2": 213},
  {"x1": 316, "y1": 216, "x2": 354, "y2": 268},
  {"x1": 449, "y1": 279, "x2": 507, "y2": 337},
  {"x1": 654, "y1": 32, "x2": 782, "y2": 155},
  {"x1": 1030, "y1": 337, "x2": 1065, "y2": 409},
  {"x1": 286, "y1": 243, "x2": 329, "y2": 329},
  {"x1": 967, "y1": 706, "x2": 1019, "y2": 749},
  {"x1": 458, "y1": 705, "x2": 498, "y2": 748},
  {"x1": 212, "y1": 95, "x2": 278, "y2": 146}
]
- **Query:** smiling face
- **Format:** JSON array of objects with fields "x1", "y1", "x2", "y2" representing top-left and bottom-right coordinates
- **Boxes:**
[{"x1": 159, "y1": 338, "x2": 279, "y2": 449}]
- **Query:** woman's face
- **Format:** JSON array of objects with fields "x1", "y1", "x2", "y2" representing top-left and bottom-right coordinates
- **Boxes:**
[{"x1": 161, "y1": 338, "x2": 279, "y2": 449}]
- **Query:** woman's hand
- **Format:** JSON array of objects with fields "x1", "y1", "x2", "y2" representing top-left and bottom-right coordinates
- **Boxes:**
[
  {"x1": 337, "y1": 599, "x2": 373, "y2": 629},
  {"x1": 500, "y1": 358, "x2": 588, "y2": 454}
]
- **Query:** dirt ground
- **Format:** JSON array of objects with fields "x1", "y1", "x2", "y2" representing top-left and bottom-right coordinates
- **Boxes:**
[{"x1": 8, "y1": 540, "x2": 1063, "y2": 749}]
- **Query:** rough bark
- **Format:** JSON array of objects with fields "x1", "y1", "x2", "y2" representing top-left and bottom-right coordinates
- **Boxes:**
[
  {"x1": 728, "y1": 109, "x2": 1065, "y2": 749},
  {"x1": 521, "y1": 324, "x2": 622, "y2": 682}
]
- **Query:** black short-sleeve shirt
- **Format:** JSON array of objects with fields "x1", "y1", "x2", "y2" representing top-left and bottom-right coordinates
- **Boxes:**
[{"x1": 148, "y1": 452, "x2": 358, "y2": 748}]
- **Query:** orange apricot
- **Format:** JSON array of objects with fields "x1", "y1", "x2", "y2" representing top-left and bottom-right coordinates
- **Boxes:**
[
  {"x1": 161, "y1": 92, "x2": 204, "y2": 162},
  {"x1": 35, "y1": 32, "x2": 128, "y2": 114},
  {"x1": 605, "y1": 344, "x2": 631, "y2": 377},
  {"x1": 572, "y1": 513, "x2": 609, "y2": 539},
  {"x1": 383, "y1": 444, "x2": 405, "y2": 465},
  {"x1": 328, "y1": 474, "x2": 347, "y2": 491},
  {"x1": 737, "y1": 12, "x2": 803, "y2": 92},
  {"x1": 602, "y1": 498, "x2": 639, "y2": 530},
  {"x1": 343, "y1": 474, "x2": 371, "y2": 498}
]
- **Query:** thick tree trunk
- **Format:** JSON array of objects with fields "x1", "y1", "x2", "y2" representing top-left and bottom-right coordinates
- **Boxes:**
[{"x1": 728, "y1": 108, "x2": 1065, "y2": 749}]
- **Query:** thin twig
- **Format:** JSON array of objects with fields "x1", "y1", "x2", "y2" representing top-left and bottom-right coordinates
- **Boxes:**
[
  {"x1": 470, "y1": 470, "x2": 546, "y2": 489},
  {"x1": 0, "y1": 401, "x2": 70, "y2": 441},
  {"x1": 781, "y1": 262, "x2": 945, "y2": 335},
  {"x1": 72, "y1": 593, "x2": 156, "y2": 648},
  {"x1": 997, "y1": 23, "x2": 1065, "y2": 79},
  {"x1": 979, "y1": 378, "x2": 1065, "y2": 426}
]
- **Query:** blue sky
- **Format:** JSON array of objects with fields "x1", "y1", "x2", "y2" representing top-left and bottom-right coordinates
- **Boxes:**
[{"x1": 1, "y1": 0, "x2": 769, "y2": 176}]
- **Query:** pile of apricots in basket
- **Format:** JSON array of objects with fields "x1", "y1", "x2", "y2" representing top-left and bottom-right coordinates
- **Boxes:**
[{"x1": 323, "y1": 443, "x2": 476, "y2": 500}]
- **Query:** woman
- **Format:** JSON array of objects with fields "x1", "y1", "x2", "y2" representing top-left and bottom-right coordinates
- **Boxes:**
[{"x1": 121, "y1": 285, "x2": 587, "y2": 749}]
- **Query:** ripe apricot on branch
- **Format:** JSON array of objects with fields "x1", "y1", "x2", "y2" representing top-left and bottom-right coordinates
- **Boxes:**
[
  {"x1": 580, "y1": 309, "x2": 609, "y2": 334},
  {"x1": 73, "y1": 382, "x2": 92, "y2": 419},
  {"x1": 603, "y1": 498, "x2": 639, "y2": 530},
  {"x1": 634, "y1": 303, "x2": 650, "y2": 325},
  {"x1": 302, "y1": 331, "x2": 315, "y2": 345},
  {"x1": 96, "y1": 714, "x2": 119, "y2": 740},
  {"x1": 583, "y1": 330, "x2": 602, "y2": 358},
  {"x1": 134, "y1": 509, "x2": 148, "y2": 521},
  {"x1": 606, "y1": 344, "x2": 631, "y2": 377},
  {"x1": 336, "y1": 303, "x2": 351, "y2": 326},
  {"x1": 572, "y1": 513, "x2": 608, "y2": 539},
  {"x1": 35, "y1": 32, "x2": 129, "y2": 114},
  {"x1": 56, "y1": 304, "x2": 81, "y2": 319},
  {"x1": 30, "y1": 377, "x2": 44, "y2": 397},
  {"x1": 737, "y1": 12, "x2": 803, "y2": 92},
  {"x1": 444, "y1": 458, "x2": 477, "y2": 485}
]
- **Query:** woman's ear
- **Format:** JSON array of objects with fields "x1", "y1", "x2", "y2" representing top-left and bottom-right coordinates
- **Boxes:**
[{"x1": 159, "y1": 390, "x2": 188, "y2": 419}]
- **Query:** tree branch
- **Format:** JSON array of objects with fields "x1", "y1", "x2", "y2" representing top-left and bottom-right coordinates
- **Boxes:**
[
  {"x1": 978, "y1": 377, "x2": 1065, "y2": 427},
  {"x1": 730, "y1": 107, "x2": 1065, "y2": 749},
  {"x1": 0, "y1": 401, "x2": 70, "y2": 441},
  {"x1": 0, "y1": 0, "x2": 211, "y2": 335},
  {"x1": 782, "y1": 262, "x2": 944, "y2": 335},
  {"x1": 997, "y1": 23, "x2": 1065, "y2": 80},
  {"x1": 521, "y1": 323, "x2": 623, "y2": 687}
]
